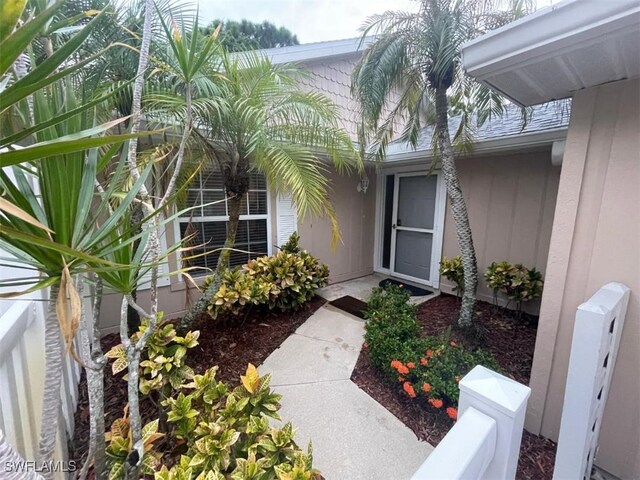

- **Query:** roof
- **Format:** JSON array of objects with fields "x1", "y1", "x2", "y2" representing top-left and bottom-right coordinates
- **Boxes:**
[
  {"x1": 385, "y1": 101, "x2": 570, "y2": 161},
  {"x1": 249, "y1": 36, "x2": 373, "y2": 65},
  {"x1": 461, "y1": 0, "x2": 640, "y2": 106}
]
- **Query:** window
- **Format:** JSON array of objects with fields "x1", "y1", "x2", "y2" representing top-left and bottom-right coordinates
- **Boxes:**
[{"x1": 179, "y1": 167, "x2": 269, "y2": 275}]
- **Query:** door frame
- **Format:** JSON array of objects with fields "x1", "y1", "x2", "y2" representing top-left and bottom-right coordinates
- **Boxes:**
[{"x1": 373, "y1": 166, "x2": 447, "y2": 288}]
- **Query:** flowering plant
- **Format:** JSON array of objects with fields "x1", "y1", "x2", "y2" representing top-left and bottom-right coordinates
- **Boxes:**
[{"x1": 366, "y1": 285, "x2": 499, "y2": 420}]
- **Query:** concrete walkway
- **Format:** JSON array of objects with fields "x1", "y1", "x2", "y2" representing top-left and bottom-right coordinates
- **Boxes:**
[{"x1": 259, "y1": 304, "x2": 433, "y2": 480}]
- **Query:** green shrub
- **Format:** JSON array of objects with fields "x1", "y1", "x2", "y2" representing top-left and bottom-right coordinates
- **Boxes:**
[
  {"x1": 206, "y1": 233, "x2": 329, "y2": 319},
  {"x1": 206, "y1": 267, "x2": 273, "y2": 318},
  {"x1": 389, "y1": 338, "x2": 499, "y2": 406},
  {"x1": 106, "y1": 315, "x2": 199, "y2": 396},
  {"x1": 485, "y1": 261, "x2": 544, "y2": 314},
  {"x1": 106, "y1": 415, "x2": 163, "y2": 479},
  {"x1": 439, "y1": 256, "x2": 464, "y2": 296},
  {"x1": 245, "y1": 249, "x2": 329, "y2": 312},
  {"x1": 364, "y1": 286, "x2": 420, "y2": 369},
  {"x1": 159, "y1": 364, "x2": 319, "y2": 480},
  {"x1": 279, "y1": 231, "x2": 301, "y2": 254},
  {"x1": 364, "y1": 284, "x2": 499, "y2": 418}
]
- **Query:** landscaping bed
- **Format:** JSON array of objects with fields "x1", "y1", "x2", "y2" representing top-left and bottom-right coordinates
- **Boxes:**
[
  {"x1": 351, "y1": 293, "x2": 557, "y2": 480},
  {"x1": 70, "y1": 295, "x2": 325, "y2": 473}
]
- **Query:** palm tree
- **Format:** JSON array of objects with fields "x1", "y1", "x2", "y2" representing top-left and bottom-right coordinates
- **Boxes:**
[
  {"x1": 351, "y1": 0, "x2": 533, "y2": 327},
  {"x1": 180, "y1": 50, "x2": 360, "y2": 328}
]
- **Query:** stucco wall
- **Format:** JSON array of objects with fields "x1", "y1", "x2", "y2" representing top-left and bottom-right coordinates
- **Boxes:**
[
  {"x1": 526, "y1": 78, "x2": 640, "y2": 479},
  {"x1": 297, "y1": 165, "x2": 377, "y2": 284},
  {"x1": 440, "y1": 150, "x2": 560, "y2": 312}
]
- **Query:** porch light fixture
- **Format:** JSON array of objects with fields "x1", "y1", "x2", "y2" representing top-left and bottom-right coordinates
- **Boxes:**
[{"x1": 357, "y1": 175, "x2": 369, "y2": 194}]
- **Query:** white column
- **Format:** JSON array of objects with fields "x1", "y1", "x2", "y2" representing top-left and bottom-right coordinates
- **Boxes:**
[{"x1": 459, "y1": 365, "x2": 531, "y2": 480}]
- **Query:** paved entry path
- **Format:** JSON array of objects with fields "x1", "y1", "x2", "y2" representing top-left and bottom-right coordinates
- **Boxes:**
[{"x1": 259, "y1": 304, "x2": 433, "y2": 480}]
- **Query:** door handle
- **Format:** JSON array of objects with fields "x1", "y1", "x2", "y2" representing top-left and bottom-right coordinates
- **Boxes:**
[
  {"x1": 397, "y1": 218, "x2": 402, "y2": 227},
  {"x1": 392, "y1": 224, "x2": 396, "y2": 229}
]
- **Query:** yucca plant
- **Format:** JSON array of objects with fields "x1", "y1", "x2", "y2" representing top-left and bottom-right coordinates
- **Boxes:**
[{"x1": 0, "y1": 2, "x2": 181, "y2": 477}]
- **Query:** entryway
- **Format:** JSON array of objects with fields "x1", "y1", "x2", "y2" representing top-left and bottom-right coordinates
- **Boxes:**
[{"x1": 376, "y1": 170, "x2": 446, "y2": 288}]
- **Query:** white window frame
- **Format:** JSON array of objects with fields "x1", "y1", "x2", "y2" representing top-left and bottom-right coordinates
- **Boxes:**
[{"x1": 175, "y1": 173, "x2": 273, "y2": 278}]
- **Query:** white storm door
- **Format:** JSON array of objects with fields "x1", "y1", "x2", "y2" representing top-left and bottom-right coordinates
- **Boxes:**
[{"x1": 389, "y1": 173, "x2": 439, "y2": 285}]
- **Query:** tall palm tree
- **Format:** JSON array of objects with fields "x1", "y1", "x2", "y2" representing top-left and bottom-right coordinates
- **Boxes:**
[
  {"x1": 181, "y1": 50, "x2": 360, "y2": 328},
  {"x1": 352, "y1": 0, "x2": 533, "y2": 327}
]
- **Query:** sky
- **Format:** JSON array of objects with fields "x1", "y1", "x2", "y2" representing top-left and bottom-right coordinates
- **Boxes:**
[{"x1": 197, "y1": 0, "x2": 556, "y2": 45}]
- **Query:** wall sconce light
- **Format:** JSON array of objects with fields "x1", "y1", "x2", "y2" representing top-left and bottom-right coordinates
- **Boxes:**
[{"x1": 357, "y1": 175, "x2": 370, "y2": 194}]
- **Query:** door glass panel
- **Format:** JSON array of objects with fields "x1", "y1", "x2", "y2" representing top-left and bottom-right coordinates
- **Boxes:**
[
  {"x1": 397, "y1": 175, "x2": 437, "y2": 229},
  {"x1": 395, "y1": 230, "x2": 432, "y2": 281},
  {"x1": 382, "y1": 175, "x2": 395, "y2": 269}
]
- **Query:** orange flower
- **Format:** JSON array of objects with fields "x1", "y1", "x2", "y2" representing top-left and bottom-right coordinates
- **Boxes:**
[
  {"x1": 450, "y1": 341, "x2": 457, "y2": 347},
  {"x1": 403, "y1": 382, "x2": 416, "y2": 398},
  {"x1": 420, "y1": 357, "x2": 428, "y2": 366},
  {"x1": 407, "y1": 362, "x2": 416, "y2": 369},
  {"x1": 428, "y1": 398, "x2": 443, "y2": 409},
  {"x1": 446, "y1": 407, "x2": 458, "y2": 420},
  {"x1": 397, "y1": 364, "x2": 410, "y2": 375},
  {"x1": 422, "y1": 382, "x2": 432, "y2": 393},
  {"x1": 426, "y1": 349, "x2": 433, "y2": 358},
  {"x1": 390, "y1": 360, "x2": 402, "y2": 370}
]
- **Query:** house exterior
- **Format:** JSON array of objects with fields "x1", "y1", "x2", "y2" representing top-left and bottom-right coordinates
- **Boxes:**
[
  {"x1": 462, "y1": 1, "x2": 640, "y2": 478},
  {"x1": 93, "y1": 2, "x2": 638, "y2": 478},
  {"x1": 98, "y1": 35, "x2": 569, "y2": 329}
]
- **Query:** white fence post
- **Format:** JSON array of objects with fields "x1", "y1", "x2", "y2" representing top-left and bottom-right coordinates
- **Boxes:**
[
  {"x1": 553, "y1": 283, "x2": 630, "y2": 480},
  {"x1": 459, "y1": 366, "x2": 531, "y2": 480},
  {"x1": 412, "y1": 365, "x2": 531, "y2": 480}
]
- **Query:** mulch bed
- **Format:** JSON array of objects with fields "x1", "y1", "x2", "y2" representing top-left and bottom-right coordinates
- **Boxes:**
[
  {"x1": 351, "y1": 293, "x2": 557, "y2": 480},
  {"x1": 69, "y1": 295, "x2": 326, "y2": 474}
]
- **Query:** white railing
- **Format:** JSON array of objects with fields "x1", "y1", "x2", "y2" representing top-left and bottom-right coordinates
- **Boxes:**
[
  {"x1": 412, "y1": 365, "x2": 531, "y2": 480},
  {"x1": 0, "y1": 290, "x2": 84, "y2": 479},
  {"x1": 553, "y1": 282, "x2": 630, "y2": 480}
]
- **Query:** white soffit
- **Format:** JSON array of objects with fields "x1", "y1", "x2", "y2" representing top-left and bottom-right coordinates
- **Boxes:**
[
  {"x1": 461, "y1": 0, "x2": 640, "y2": 106},
  {"x1": 248, "y1": 37, "x2": 374, "y2": 65}
]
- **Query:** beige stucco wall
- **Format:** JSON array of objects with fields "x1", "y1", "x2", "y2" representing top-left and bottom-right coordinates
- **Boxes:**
[
  {"x1": 440, "y1": 150, "x2": 561, "y2": 313},
  {"x1": 297, "y1": 165, "x2": 377, "y2": 284},
  {"x1": 526, "y1": 78, "x2": 640, "y2": 479}
]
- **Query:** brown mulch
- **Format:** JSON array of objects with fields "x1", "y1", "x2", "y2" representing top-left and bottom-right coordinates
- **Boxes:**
[
  {"x1": 69, "y1": 296, "x2": 326, "y2": 473},
  {"x1": 351, "y1": 294, "x2": 557, "y2": 480}
]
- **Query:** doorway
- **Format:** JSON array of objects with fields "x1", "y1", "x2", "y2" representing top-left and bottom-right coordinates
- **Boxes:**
[{"x1": 377, "y1": 170, "x2": 446, "y2": 287}]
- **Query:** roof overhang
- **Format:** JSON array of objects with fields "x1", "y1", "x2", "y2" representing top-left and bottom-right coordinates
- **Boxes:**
[
  {"x1": 384, "y1": 127, "x2": 567, "y2": 165},
  {"x1": 250, "y1": 37, "x2": 373, "y2": 65},
  {"x1": 461, "y1": 0, "x2": 640, "y2": 106}
]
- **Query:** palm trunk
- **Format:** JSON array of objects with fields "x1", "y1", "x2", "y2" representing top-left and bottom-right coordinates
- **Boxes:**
[
  {"x1": 78, "y1": 278, "x2": 107, "y2": 480},
  {"x1": 434, "y1": 87, "x2": 478, "y2": 327},
  {"x1": 216, "y1": 193, "x2": 243, "y2": 275},
  {"x1": 120, "y1": 1, "x2": 158, "y2": 476},
  {"x1": 179, "y1": 193, "x2": 244, "y2": 331},
  {"x1": 37, "y1": 284, "x2": 62, "y2": 479}
]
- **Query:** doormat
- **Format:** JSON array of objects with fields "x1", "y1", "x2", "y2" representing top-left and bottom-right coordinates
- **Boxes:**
[
  {"x1": 328, "y1": 295, "x2": 368, "y2": 320},
  {"x1": 378, "y1": 278, "x2": 433, "y2": 296}
]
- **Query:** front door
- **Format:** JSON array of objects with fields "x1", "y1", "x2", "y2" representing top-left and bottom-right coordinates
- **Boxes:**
[{"x1": 390, "y1": 173, "x2": 440, "y2": 284}]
